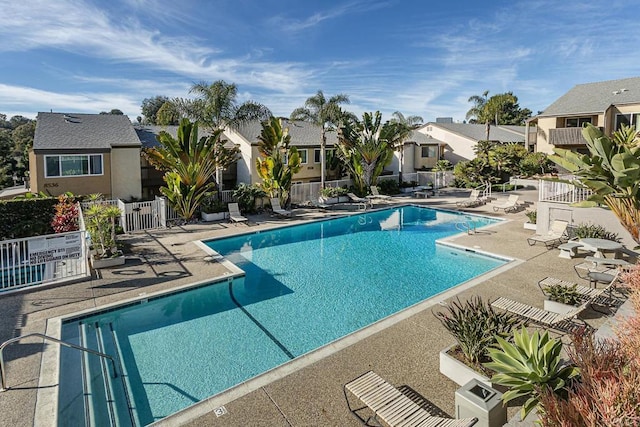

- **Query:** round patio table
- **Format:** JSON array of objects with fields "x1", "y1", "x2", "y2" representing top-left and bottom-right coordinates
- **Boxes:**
[{"x1": 579, "y1": 238, "x2": 623, "y2": 258}]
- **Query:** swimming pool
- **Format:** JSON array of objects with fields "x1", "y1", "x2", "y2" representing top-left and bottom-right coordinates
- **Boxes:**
[{"x1": 56, "y1": 206, "x2": 506, "y2": 426}]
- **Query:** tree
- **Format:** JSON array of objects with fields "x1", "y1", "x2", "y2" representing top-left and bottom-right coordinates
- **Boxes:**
[
  {"x1": 99, "y1": 109, "x2": 124, "y2": 115},
  {"x1": 141, "y1": 95, "x2": 170, "y2": 124},
  {"x1": 290, "y1": 90, "x2": 351, "y2": 188},
  {"x1": 175, "y1": 80, "x2": 271, "y2": 131},
  {"x1": 255, "y1": 117, "x2": 301, "y2": 207},
  {"x1": 143, "y1": 119, "x2": 239, "y2": 221},
  {"x1": 549, "y1": 124, "x2": 640, "y2": 244},
  {"x1": 156, "y1": 101, "x2": 180, "y2": 126},
  {"x1": 337, "y1": 112, "x2": 397, "y2": 194},
  {"x1": 390, "y1": 111, "x2": 423, "y2": 184},
  {"x1": 466, "y1": 91, "x2": 532, "y2": 140}
]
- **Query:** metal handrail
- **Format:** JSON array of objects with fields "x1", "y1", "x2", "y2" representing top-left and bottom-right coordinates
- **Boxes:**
[{"x1": 0, "y1": 332, "x2": 118, "y2": 391}]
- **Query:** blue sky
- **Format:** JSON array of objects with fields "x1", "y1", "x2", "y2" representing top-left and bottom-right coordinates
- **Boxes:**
[{"x1": 1, "y1": 0, "x2": 639, "y2": 123}]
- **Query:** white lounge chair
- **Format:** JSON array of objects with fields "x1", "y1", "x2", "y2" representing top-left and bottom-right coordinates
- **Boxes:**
[
  {"x1": 456, "y1": 189, "x2": 484, "y2": 208},
  {"x1": 491, "y1": 296, "x2": 591, "y2": 333},
  {"x1": 367, "y1": 186, "x2": 392, "y2": 201},
  {"x1": 228, "y1": 203, "x2": 248, "y2": 225},
  {"x1": 344, "y1": 371, "x2": 477, "y2": 427},
  {"x1": 347, "y1": 193, "x2": 371, "y2": 209},
  {"x1": 270, "y1": 198, "x2": 292, "y2": 217},
  {"x1": 527, "y1": 220, "x2": 569, "y2": 248},
  {"x1": 492, "y1": 194, "x2": 520, "y2": 213}
]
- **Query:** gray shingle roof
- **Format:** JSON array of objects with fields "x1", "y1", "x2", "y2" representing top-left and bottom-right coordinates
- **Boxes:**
[
  {"x1": 235, "y1": 119, "x2": 339, "y2": 147},
  {"x1": 135, "y1": 125, "x2": 236, "y2": 149},
  {"x1": 33, "y1": 113, "x2": 141, "y2": 151},
  {"x1": 426, "y1": 122, "x2": 525, "y2": 142},
  {"x1": 407, "y1": 130, "x2": 443, "y2": 145},
  {"x1": 538, "y1": 76, "x2": 640, "y2": 117}
]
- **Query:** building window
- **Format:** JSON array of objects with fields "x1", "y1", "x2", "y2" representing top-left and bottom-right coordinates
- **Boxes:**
[
  {"x1": 421, "y1": 146, "x2": 437, "y2": 158},
  {"x1": 314, "y1": 149, "x2": 321, "y2": 163},
  {"x1": 298, "y1": 149, "x2": 307, "y2": 164},
  {"x1": 565, "y1": 117, "x2": 592, "y2": 127},
  {"x1": 615, "y1": 113, "x2": 640, "y2": 131},
  {"x1": 45, "y1": 154, "x2": 103, "y2": 178}
]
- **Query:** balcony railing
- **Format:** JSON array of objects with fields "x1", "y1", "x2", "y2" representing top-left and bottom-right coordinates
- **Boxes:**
[
  {"x1": 539, "y1": 179, "x2": 593, "y2": 204},
  {"x1": 549, "y1": 127, "x2": 603, "y2": 146}
]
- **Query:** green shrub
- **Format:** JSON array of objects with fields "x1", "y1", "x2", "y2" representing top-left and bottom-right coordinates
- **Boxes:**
[
  {"x1": 525, "y1": 210, "x2": 537, "y2": 224},
  {"x1": 433, "y1": 159, "x2": 453, "y2": 171},
  {"x1": 434, "y1": 296, "x2": 521, "y2": 367},
  {"x1": 0, "y1": 198, "x2": 58, "y2": 239},
  {"x1": 543, "y1": 283, "x2": 581, "y2": 306},
  {"x1": 232, "y1": 183, "x2": 266, "y2": 214},
  {"x1": 320, "y1": 186, "x2": 348, "y2": 198},
  {"x1": 376, "y1": 179, "x2": 399, "y2": 195},
  {"x1": 568, "y1": 223, "x2": 619, "y2": 241}
]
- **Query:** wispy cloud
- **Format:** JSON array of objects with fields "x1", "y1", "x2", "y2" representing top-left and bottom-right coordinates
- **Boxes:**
[
  {"x1": 0, "y1": 83, "x2": 142, "y2": 117},
  {"x1": 269, "y1": 0, "x2": 392, "y2": 32}
]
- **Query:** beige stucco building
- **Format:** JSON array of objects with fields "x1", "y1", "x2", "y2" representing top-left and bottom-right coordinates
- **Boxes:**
[
  {"x1": 29, "y1": 113, "x2": 142, "y2": 200},
  {"x1": 527, "y1": 76, "x2": 640, "y2": 154}
]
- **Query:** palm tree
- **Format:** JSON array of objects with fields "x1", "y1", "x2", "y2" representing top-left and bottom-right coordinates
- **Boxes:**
[
  {"x1": 390, "y1": 111, "x2": 423, "y2": 184},
  {"x1": 337, "y1": 112, "x2": 397, "y2": 194},
  {"x1": 290, "y1": 90, "x2": 351, "y2": 188},
  {"x1": 176, "y1": 80, "x2": 272, "y2": 131},
  {"x1": 143, "y1": 119, "x2": 239, "y2": 221}
]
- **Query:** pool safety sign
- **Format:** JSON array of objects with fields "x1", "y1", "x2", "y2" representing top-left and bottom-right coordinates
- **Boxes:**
[{"x1": 28, "y1": 232, "x2": 83, "y2": 264}]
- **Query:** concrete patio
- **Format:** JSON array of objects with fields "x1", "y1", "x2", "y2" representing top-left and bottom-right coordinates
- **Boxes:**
[{"x1": 0, "y1": 188, "x2": 630, "y2": 426}]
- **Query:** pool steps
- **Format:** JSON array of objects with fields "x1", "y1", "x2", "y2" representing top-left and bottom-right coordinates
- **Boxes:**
[{"x1": 78, "y1": 322, "x2": 136, "y2": 427}]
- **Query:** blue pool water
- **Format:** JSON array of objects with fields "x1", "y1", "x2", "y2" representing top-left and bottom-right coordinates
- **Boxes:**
[{"x1": 58, "y1": 206, "x2": 505, "y2": 425}]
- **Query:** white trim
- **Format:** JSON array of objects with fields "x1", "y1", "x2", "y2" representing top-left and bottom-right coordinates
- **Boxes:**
[{"x1": 44, "y1": 153, "x2": 104, "y2": 178}]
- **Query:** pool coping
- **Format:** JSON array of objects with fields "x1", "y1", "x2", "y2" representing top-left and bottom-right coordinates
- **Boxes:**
[{"x1": 35, "y1": 205, "x2": 516, "y2": 427}]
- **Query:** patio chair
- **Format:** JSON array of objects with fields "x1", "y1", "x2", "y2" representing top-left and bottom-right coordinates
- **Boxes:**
[
  {"x1": 526, "y1": 220, "x2": 569, "y2": 249},
  {"x1": 344, "y1": 371, "x2": 477, "y2": 427},
  {"x1": 492, "y1": 194, "x2": 520, "y2": 213},
  {"x1": 573, "y1": 256, "x2": 631, "y2": 280},
  {"x1": 270, "y1": 198, "x2": 292, "y2": 217},
  {"x1": 367, "y1": 186, "x2": 392, "y2": 200},
  {"x1": 347, "y1": 193, "x2": 371, "y2": 209},
  {"x1": 491, "y1": 296, "x2": 591, "y2": 333},
  {"x1": 455, "y1": 189, "x2": 484, "y2": 208},
  {"x1": 228, "y1": 203, "x2": 248, "y2": 225}
]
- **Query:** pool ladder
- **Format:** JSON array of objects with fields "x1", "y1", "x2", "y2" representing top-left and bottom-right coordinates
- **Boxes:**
[
  {"x1": 455, "y1": 221, "x2": 477, "y2": 235},
  {"x1": 0, "y1": 332, "x2": 118, "y2": 392}
]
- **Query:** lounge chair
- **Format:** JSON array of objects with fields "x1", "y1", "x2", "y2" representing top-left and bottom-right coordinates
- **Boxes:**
[
  {"x1": 527, "y1": 220, "x2": 569, "y2": 248},
  {"x1": 347, "y1": 193, "x2": 371, "y2": 209},
  {"x1": 344, "y1": 371, "x2": 477, "y2": 427},
  {"x1": 455, "y1": 189, "x2": 484, "y2": 208},
  {"x1": 270, "y1": 198, "x2": 292, "y2": 217},
  {"x1": 492, "y1": 194, "x2": 520, "y2": 213},
  {"x1": 228, "y1": 203, "x2": 248, "y2": 225},
  {"x1": 367, "y1": 186, "x2": 392, "y2": 201},
  {"x1": 491, "y1": 296, "x2": 591, "y2": 333},
  {"x1": 573, "y1": 256, "x2": 631, "y2": 280},
  {"x1": 538, "y1": 273, "x2": 621, "y2": 312}
]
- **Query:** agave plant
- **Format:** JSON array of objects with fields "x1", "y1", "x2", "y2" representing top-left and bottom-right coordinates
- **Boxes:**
[
  {"x1": 484, "y1": 328, "x2": 580, "y2": 419},
  {"x1": 435, "y1": 296, "x2": 520, "y2": 366}
]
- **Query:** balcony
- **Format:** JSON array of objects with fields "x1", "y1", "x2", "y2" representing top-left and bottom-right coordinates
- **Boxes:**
[{"x1": 549, "y1": 127, "x2": 603, "y2": 146}]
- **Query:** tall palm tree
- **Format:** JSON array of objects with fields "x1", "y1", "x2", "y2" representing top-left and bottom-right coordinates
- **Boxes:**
[
  {"x1": 337, "y1": 112, "x2": 396, "y2": 194},
  {"x1": 390, "y1": 111, "x2": 423, "y2": 184},
  {"x1": 290, "y1": 90, "x2": 351, "y2": 188},
  {"x1": 143, "y1": 118, "x2": 239, "y2": 221},
  {"x1": 466, "y1": 91, "x2": 491, "y2": 140},
  {"x1": 176, "y1": 80, "x2": 272, "y2": 131}
]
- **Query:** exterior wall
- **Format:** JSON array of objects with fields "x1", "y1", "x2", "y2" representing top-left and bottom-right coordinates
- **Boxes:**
[
  {"x1": 225, "y1": 130, "x2": 253, "y2": 185},
  {"x1": 413, "y1": 145, "x2": 439, "y2": 170},
  {"x1": 607, "y1": 104, "x2": 640, "y2": 134},
  {"x1": 421, "y1": 126, "x2": 474, "y2": 164},
  {"x1": 537, "y1": 201, "x2": 636, "y2": 248},
  {"x1": 534, "y1": 117, "x2": 557, "y2": 154},
  {"x1": 30, "y1": 152, "x2": 113, "y2": 197},
  {"x1": 292, "y1": 147, "x2": 322, "y2": 182},
  {"x1": 110, "y1": 147, "x2": 142, "y2": 200}
]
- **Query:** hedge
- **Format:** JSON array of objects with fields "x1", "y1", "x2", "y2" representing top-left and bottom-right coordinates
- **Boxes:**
[{"x1": 0, "y1": 198, "x2": 58, "y2": 240}]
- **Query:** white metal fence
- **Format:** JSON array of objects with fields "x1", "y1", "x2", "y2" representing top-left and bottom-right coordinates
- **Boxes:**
[
  {"x1": 289, "y1": 171, "x2": 454, "y2": 205},
  {"x1": 0, "y1": 231, "x2": 89, "y2": 292},
  {"x1": 539, "y1": 179, "x2": 593, "y2": 204}
]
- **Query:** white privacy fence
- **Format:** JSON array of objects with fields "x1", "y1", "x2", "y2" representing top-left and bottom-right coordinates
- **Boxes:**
[
  {"x1": 539, "y1": 179, "x2": 593, "y2": 204},
  {"x1": 289, "y1": 171, "x2": 454, "y2": 205},
  {"x1": 0, "y1": 231, "x2": 89, "y2": 292}
]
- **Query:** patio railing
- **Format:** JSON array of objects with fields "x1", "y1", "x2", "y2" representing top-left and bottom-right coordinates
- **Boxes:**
[{"x1": 539, "y1": 179, "x2": 593, "y2": 204}]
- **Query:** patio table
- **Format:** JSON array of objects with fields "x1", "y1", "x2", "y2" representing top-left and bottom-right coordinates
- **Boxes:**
[{"x1": 579, "y1": 238, "x2": 623, "y2": 258}]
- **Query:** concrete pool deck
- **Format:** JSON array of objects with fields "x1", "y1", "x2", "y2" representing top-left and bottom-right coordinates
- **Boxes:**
[{"x1": 0, "y1": 188, "x2": 631, "y2": 426}]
